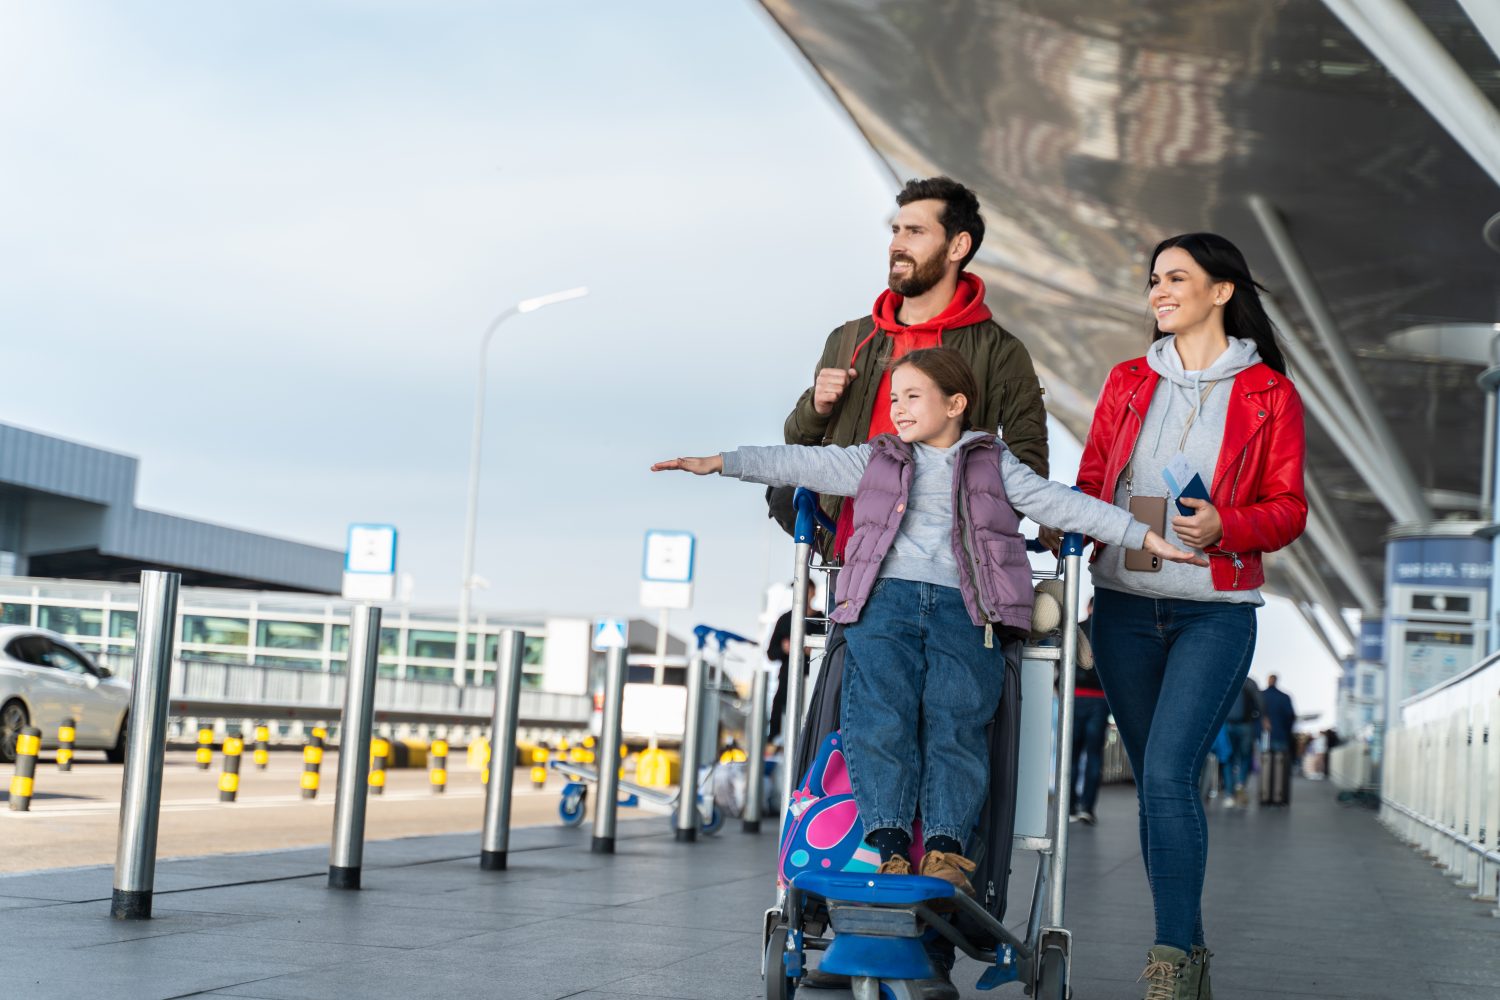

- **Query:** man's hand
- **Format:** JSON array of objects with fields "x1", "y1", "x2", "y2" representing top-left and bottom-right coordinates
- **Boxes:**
[
  {"x1": 812, "y1": 367, "x2": 858, "y2": 416},
  {"x1": 1037, "y1": 526, "x2": 1063, "y2": 552},
  {"x1": 651, "y1": 455, "x2": 724, "y2": 476},
  {"x1": 1172, "y1": 497, "x2": 1224, "y2": 549},
  {"x1": 1144, "y1": 530, "x2": 1209, "y2": 567}
]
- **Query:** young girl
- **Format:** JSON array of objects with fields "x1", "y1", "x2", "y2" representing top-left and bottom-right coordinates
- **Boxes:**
[{"x1": 653, "y1": 347, "x2": 1199, "y2": 891}]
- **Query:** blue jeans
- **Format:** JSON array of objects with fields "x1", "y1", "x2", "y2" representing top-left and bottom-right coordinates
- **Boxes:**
[
  {"x1": 1069, "y1": 697, "x2": 1109, "y2": 815},
  {"x1": 1225, "y1": 722, "x2": 1257, "y2": 790},
  {"x1": 1091, "y1": 588, "x2": 1257, "y2": 951},
  {"x1": 840, "y1": 579, "x2": 1007, "y2": 846}
]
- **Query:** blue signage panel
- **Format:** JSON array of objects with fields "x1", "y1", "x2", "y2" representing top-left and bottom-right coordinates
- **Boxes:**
[
  {"x1": 1385, "y1": 537, "x2": 1492, "y2": 588},
  {"x1": 1358, "y1": 619, "x2": 1384, "y2": 663}
]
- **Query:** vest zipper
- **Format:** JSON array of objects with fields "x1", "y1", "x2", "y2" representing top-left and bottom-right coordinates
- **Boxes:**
[{"x1": 955, "y1": 467, "x2": 998, "y2": 628}]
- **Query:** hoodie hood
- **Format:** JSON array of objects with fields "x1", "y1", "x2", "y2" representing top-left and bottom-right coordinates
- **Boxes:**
[
  {"x1": 1144, "y1": 335, "x2": 1262, "y2": 455},
  {"x1": 849, "y1": 272, "x2": 993, "y2": 366}
]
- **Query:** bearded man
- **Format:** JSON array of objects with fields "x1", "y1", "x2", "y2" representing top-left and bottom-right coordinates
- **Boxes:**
[{"x1": 782, "y1": 176, "x2": 1049, "y2": 558}]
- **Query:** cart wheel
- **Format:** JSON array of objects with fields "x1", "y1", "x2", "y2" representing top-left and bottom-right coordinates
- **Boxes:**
[
  {"x1": 558, "y1": 785, "x2": 588, "y2": 827},
  {"x1": 764, "y1": 924, "x2": 796, "y2": 999},
  {"x1": 1035, "y1": 946, "x2": 1068, "y2": 1000},
  {"x1": 876, "y1": 980, "x2": 923, "y2": 1000},
  {"x1": 701, "y1": 804, "x2": 725, "y2": 836}
]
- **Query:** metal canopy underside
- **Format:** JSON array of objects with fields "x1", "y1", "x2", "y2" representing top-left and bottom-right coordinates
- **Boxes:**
[{"x1": 760, "y1": 0, "x2": 1499, "y2": 616}]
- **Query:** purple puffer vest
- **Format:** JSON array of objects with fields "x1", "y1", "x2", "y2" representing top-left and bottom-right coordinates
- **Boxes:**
[{"x1": 829, "y1": 433, "x2": 1033, "y2": 631}]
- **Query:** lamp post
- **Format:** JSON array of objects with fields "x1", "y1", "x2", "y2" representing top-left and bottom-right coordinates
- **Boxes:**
[{"x1": 456, "y1": 286, "x2": 588, "y2": 687}]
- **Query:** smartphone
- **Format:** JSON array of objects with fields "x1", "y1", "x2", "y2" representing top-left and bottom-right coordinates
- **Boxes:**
[{"x1": 1125, "y1": 495, "x2": 1166, "y2": 572}]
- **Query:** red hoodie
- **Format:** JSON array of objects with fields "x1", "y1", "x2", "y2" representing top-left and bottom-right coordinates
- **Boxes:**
[{"x1": 833, "y1": 273, "x2": 994, "y2": 556}]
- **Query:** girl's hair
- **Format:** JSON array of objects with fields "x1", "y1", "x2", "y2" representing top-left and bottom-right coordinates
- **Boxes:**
[
  {"x1": 1148, "y1": 232, "x2": 1287, "y2": 375},
  {"x1": 889, "y1": 347, "x2": 979, "y2": 429}
]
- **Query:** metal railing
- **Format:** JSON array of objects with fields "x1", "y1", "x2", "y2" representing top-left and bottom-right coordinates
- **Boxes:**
[
  {"x1": 149, "y1": 655, "x2": 590, "y2": 729},
  {"x1": 1378, "y1": 651, "x2": 1500, "y2": 911}
]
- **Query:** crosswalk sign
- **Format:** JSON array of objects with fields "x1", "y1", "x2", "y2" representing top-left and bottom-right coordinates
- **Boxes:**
[{"x1": 592, "y1": 619, "x2": 628, "y2": 651}]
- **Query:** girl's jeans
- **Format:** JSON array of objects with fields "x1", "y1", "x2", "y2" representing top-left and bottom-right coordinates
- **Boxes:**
[
  {"x1": 840, "y1": 579, "x2": 1007, "y2": 846},
  {"x1": 1091, "y1": 587, "x2": 1257, "y2": 951}
]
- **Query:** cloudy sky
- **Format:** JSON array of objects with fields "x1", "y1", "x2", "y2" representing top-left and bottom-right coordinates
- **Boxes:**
[{"x1": 0, "y1": 1, "x2": 1344, "y2": 718}]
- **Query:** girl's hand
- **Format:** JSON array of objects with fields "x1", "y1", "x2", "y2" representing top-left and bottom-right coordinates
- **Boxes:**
[
  {"x1": 1144, "y1": 530, "x2": 1209, "y2": 566},
  {"x1": 1171, "y1": 497, "x2": 1223, "y2": 549},
  {"x1": 651, "y1": 455, "x2": 724, "y2": 476}
]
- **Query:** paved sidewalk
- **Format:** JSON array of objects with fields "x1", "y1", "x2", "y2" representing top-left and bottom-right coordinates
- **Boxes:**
[{"x1": 1, "y1": 780, "x2": 1497, "y2": 999}]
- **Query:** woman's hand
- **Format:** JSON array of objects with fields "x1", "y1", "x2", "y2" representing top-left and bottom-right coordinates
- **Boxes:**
[
  {"x1": 1171, "y1": 497, "x2": 1223, "y2": 549},
  {"x1": 651, "y1": 455, "x2": 724, "y2": 476},
  {"x1": 1145, "y1": 530, "x2": 1209, "y2": 566}
]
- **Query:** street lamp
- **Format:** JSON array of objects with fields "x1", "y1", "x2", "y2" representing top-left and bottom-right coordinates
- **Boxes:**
[{"x1": 456, "y1": 285, "x2": 589, "y2": 686}]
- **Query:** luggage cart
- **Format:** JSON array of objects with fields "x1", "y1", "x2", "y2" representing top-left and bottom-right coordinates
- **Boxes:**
[
  {"x1": 552, "y1": 626, "x2": 752, "y2": 837},
  {"x1": 762, "y1": 488, "x2": 1086, "y2": 999}
]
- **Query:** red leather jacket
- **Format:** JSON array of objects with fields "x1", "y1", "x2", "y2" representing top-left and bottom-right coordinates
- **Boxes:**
[{"x1": 1076, "y1": 356, "x2": 1308, "y2": 591}]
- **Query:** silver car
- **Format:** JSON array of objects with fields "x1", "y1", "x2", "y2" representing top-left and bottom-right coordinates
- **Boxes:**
[{"x1": 0, "y1": 626, "x2": 130, "y2": 763}]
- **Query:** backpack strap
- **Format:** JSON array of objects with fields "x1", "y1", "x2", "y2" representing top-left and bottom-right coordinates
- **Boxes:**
[{"x1": 835, "y1": 316, "x2": 875, "y2": 369}]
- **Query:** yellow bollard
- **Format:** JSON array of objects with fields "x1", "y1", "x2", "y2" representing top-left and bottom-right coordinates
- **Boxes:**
[
  {"x1": 720, "y1": 746, "x2": 748, "y2": 764},
  {"x1": 530, "y1": 746, "x2": 549, "y2": 788},
  {"x1": 219, "y1": 736, "x2": 243, "y2": 802},
  {"x1": 479, "y1": 739, "x2": 492, "y2": 784},
  {"x1": 56, "y1": 718, "x2": 76, "y2": 772},
  {"x1": 195, "y1": 727, "x2": 214, "y2": 769},
  {"x1": 301, "y1": 733, "x2": 323, "y2": 799},
  {"x1": 253, "y1": 724, "x2": 270, "y2": 769},
  {"x1": 582, "y1": 735, "x2": 596, "y2": 765},
  {"x1": 369, "y1": 737, "x2": 389, "y2": 796},
  {"x1": 8, "y1": 726, "x2": 41, "y2": 812},
  {"x1": 430, "y1": 740, "x2": 448, "y2": 794}
]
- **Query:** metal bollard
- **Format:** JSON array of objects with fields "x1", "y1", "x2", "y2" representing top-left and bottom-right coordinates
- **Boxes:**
[
  {"x1": 592, "y1": 644, "x2": 628, "y2": 854},
  {"x1": 743, "y1": 667, "x2": 769, "y2": 834},
  {"x1": 253, "y1": 724, "x2": 270, "y2": 769},
  {"x1": 674, "y1": 632, "x2": 709, "y2": 843},
  {"x1": 8, "y1": 726, "x2": 41, "y2": 811},
  {"x1": 329, "y1": 604, "x2": 382, "y2": 890},
  {"x1": 301, "y1": 734, "x2": 324, "y2": 799},
  {"x1": 112, "y1": 570, "x2": 181, "y2": 920},
  {"x1": 195, "y1": 727, "x2": 214, "y2": 769},
  {"x1": 481, "y1": 629, "x2": 526, "y2": 870},
  {"x1": 57, "y1": 718, "x2": 76, "y2": 772},
  {"x1": 218, "y1": 735, "x2": 243, "y2": 802},
  {"x1": 369, "y1": 737, "x2": 389, "y2": 796},
  {"x1": 530, "y1": 746, "x2": 548, "y2": 788},
  {"x1": 430, "y1": 739, "x2": 448, "y2": 794}
]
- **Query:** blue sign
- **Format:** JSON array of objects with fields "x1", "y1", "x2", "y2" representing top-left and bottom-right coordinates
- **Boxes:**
[
  {"x1": 592, "y1": 619, "x2": 628, "y2": 651},
  {"x1": 1358, "y1": 619, "x2": 1384, "y2": 663},
  {"x1": 1386, "y1": 537, "x2": 1492, "y2": 588}
]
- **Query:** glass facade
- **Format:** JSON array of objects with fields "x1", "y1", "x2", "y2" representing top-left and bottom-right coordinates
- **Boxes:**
[
  {"x1": 256, "y1": 620, "x2": 324, "y2": 651},
  {"x1": 38, "y1": 605, "x2": 103, "y2": 636},
  {"x1": 183, "y1": 615, "x2": 250, "y2": 646},
  {"x1": 0, "y1": 603, "x2": 29, "y2": 625}
]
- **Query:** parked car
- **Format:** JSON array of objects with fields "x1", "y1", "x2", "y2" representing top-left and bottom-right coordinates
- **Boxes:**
[{"x1": 0, "y1": 627, "x2": 130, "y2": 764}]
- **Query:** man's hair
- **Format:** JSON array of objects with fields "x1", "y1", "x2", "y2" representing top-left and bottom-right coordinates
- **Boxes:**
[
  {"x1": 896, "y1": 177, "x2": 985, "y2": 270},
  {"x1": 890, "y1": 347, "x2": 979, "y2": 430}
]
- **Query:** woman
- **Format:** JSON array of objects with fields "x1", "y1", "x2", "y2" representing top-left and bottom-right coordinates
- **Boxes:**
[{"x1": 1072, "y1": 233, "x2": 1306, "y2": 998}]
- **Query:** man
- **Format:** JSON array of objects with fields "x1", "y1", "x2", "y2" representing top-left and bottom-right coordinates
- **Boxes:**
[
  {"x1": 1224, "y1": 676, "x2": 1263, "y2": 808},
  {"x1": 1261, "y1": 675, "x2": 1297, "y2": 806},
  {"x1": 785, "y1": 179, "x2": 1047, "y2": 998},
  {"x1": 766, "y1": 581, "x2": 817, "y2": 747},
  {"x1": 782, "y1": 176, "x2": 1049, "y2": 558},
  {"x1": 1069, "y1": 599, "x2": 1107, "y2": 825}
]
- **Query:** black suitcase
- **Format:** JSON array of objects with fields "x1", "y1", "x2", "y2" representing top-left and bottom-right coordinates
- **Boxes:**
[{"x1": 1259, "y1": 750, "x2": 1291, "y2": 806}]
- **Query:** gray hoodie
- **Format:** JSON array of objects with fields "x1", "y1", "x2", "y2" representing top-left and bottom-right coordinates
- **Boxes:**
[
  {"x1": 723, "y1": 430, "x2": 1147, "y2": 592},
  {"x1": 1092, "y1": 335, "x2": 1264, "y2": 605}
]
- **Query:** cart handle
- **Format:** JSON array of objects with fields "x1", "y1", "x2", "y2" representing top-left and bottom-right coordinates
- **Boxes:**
[
  {"x1": 792, "y1": 487, "x2": 838, "y2": 544},
  {"x1": 712, "y1": 628, "x2": 753, "y2": 652}
]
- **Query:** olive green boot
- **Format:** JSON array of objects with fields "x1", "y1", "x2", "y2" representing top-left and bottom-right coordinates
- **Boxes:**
[
  {"x1": 1137, "y1": 945, "x2": 1196, "y2": 1000},
  {"x1": 1189, "y1": 946, "x2": 1213, "y2": 1000}
]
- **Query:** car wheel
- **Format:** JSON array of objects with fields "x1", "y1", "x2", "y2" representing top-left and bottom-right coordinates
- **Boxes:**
[
  {"x1": 0, "y1": 700, "x2": 28, "y2": 764},
  {"x1": 106, "y1": 713, "x2": 128, "y2": 764}
]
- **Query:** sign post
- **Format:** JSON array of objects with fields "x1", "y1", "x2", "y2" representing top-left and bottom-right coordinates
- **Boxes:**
[{"x1": 638, "y1": 530, "x2": 695, "y2": 760}]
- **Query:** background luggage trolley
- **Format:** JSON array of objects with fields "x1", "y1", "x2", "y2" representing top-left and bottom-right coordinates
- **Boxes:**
[{"x1": 762, "y1": 489, "x2": 1087, "y2": 999}]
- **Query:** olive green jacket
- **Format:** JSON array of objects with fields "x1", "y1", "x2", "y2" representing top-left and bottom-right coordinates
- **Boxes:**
[{"x1": 781, "y1": 315, "x2": 1049, "y2": 539}]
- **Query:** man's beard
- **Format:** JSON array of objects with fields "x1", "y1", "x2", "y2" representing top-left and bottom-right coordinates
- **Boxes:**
[{"x1": 888, "y1": 248, "x2": 948, "y2": 297}]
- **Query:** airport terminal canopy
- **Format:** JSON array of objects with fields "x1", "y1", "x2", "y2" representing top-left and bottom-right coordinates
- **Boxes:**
[{"x1": 0, "y1": 421, "x2": 341, "y2": 593}]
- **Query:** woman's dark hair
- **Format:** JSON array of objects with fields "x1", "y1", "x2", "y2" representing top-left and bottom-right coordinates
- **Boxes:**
[
  {"x1": 897, "y1": 177, "x2": 985, "y2": 269},
  {"x1": 890, "y1": 347, "x2": 979, "y2": 430},
  {"x1": 1148, "y1": 232, "x2": 1287, "y2": 375}
]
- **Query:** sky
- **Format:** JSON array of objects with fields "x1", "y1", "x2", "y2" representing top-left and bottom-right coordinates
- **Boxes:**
[{"x1": 0, "y1": 1, "x2": 1345, "y2": 721}]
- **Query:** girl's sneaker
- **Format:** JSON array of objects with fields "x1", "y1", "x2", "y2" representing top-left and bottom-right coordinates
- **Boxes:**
[
  {"x1": 916, "y1": 850, "x2": 976, "y2": 897},
  {"x1": 877, "y1": 855, "x2": 913, "y2": 876}
]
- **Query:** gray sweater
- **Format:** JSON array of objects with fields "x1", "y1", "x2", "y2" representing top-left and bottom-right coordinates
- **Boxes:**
[
  {"x1": 1091, "y1": 336, "x2": 1264, "y2": 605},
  {"x1": 723, "y1": 430, "x2": 1148, "y2": 591}
]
